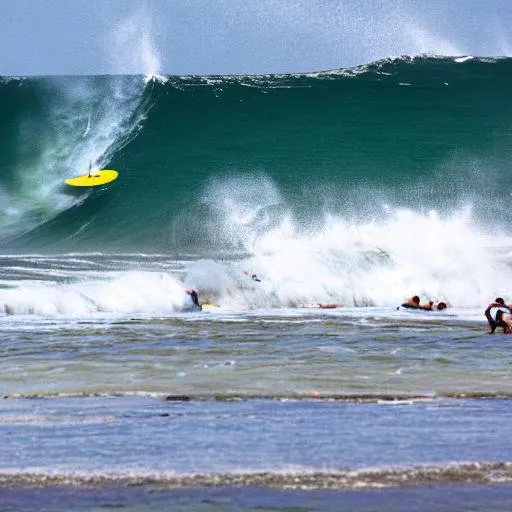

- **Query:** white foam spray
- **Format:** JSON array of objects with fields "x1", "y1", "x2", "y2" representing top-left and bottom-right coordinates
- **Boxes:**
[
  {"x1": 0, "y1": 8, "x2": 165, "y2": 241},
  {"x1": 212, "y1": 0, "x2": 509, "y2": 72},
  {"x1": 2, "y1": 172, "x2": 510, "y2": 316},
  {"x1": 0, "y1": 76, "x2": 147, "y2": 240},
  {"x1": 401, "y1": 22, "x2": 461, "y2": 56},
  {"x1": 0, "y1": 272, "x2": 190, "y2": 316},
  {"x1": 180, "y1": 175, "x2": 512, "y2": 310},
  {"x1": 108, "y1": 8, "x2": 167, "y2": 82}
]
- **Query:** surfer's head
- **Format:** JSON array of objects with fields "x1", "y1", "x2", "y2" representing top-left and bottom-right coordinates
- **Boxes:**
[{"x1": 495, "y1": 297, "x2": 505, "y2": 305}]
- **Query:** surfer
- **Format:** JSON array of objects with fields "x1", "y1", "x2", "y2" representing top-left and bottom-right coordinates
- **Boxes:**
[
  {"x1": 245, "y1": 271, "x2": 261, "y2": 282},
  {"x1": 485, "y1": 298, "x2": 512, "y2": 334},
  {"x1": 185, "y1": 289, "x2": 202, "y2": 311},
  {"x1": 399, "y1": 296, "x2": 446, "y2": 311},
  {"x1": 421, "y1": 300, "x2": 435, "y2": 310},
  {"x1": 421, "y1": 301, "x2": 448, "y2": 311},
  {"x1": 400, "y1": 296, "x2": 421, "y2": 309},
  {"x1": 400, "y1": 295, "x2": 430, "y2": 309}
]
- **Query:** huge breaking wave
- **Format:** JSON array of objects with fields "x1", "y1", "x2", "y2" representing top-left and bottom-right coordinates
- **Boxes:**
[{"x1": 1, "y1": 56, "x2": 512, "y2": 310}]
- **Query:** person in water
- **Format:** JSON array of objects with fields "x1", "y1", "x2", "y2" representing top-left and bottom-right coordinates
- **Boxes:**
[
  {"x1": 185, "y1": 289, "x2": 202, "y2": 311},
  {"x1": 421, "y1": 300, "x2": 435, "y2": 310},
  {"x1": 421, "y1": 300, "x2": 448, "y2": 311},
  {"x1": 498, "y1": 311, "x2": 512, "y2": 333},
  {"x1": 485, "y1": 297, "x2": 512, "y2": 334},
  {"x1": 245, "y1": 271, "x2": 261, "y2": 282},
  {"x1": 400, "y1": 296, "x2": 447, "y2": 311},
  {"x1": 401, "y1": 296, "x2": 426, "y2": 309}
]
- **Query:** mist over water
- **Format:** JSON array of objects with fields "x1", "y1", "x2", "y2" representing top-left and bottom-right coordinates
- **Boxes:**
[
  {"x1": 134, "y1": 0, "x2": 512, "y2": 75},
  {"x1": 109, "y1": 8, "x2": 165, "y2": 81}
]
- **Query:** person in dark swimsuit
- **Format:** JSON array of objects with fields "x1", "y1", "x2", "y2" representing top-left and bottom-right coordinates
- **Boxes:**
[
  {"x1": 484, "y1": 297, "x2": 512, "y2": 334},
  {"x1": 399, "y1": 296, "x2": 447, "y2": 311},
  {"x1": 185, "y1": 289, "x2": 202, "y2": 311},
  {"x1": 400, "y1": 295, "x2": 428, "y2": 309}
]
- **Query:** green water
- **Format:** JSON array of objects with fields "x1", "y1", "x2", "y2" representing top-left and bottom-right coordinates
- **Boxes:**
[{"x1": 1, "y1": 56, "x2": 512, "y2": 252}]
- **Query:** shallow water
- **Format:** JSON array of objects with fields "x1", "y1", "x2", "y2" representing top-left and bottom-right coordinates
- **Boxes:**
[
  {"x1": 2, "y1": 396, "x2": 512, "y2": 476},
  {"x1": 3, "y1": 484, "x2": 512, "y2": 512},
  {"x1": 1, "y1": 305, "x2": 509, "y2": 398},
  {"x1": 1, "y1": 254, "x2": 511, "y2": 511},
  {"x1": 2, "y1": 396, "x2": 512, "y2": 510}
]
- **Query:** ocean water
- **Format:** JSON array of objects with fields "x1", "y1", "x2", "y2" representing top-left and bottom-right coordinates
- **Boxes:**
[{"x1": 1, "y1": 56, "x2": 512, "y2": 511}]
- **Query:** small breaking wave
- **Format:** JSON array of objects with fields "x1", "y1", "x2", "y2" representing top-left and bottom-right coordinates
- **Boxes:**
[
  {"x1": 3, "y1": 391, "x2": 512, "y2": 401},
  {"x1": 1, "y1": 462, "x2": 511, "y2": 489}
]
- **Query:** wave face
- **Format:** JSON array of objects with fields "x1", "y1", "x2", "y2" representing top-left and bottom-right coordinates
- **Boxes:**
[
  {"x1": 2, "y1": 56, "x2": 512, "y2": 250},
  {"x1": 0, "y1": 74, "x2": 146, "y2": 242},
  {"x1": 1, "y1": 56, "x2": 512, "y2": 307}
]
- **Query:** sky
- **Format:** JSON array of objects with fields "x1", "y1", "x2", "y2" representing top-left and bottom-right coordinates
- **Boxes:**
[{"x1": 1, "y1": 0, "x2": 511, "y2": 76}]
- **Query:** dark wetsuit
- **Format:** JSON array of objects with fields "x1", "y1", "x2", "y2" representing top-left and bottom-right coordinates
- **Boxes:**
[
  {"x1": 485, "y1": 303, "x2": 512, "y2": 334},
  {"x1": 187, "y1": 290, "x2": 202, "y2": 310},
  {"x1": 400, "y1": 303, "x2": 420, "y2": 309}
]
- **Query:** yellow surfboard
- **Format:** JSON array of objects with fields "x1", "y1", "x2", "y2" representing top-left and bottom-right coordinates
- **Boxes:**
[
  {"x1": 202, "y1": 303, "x2": 222, "y2": 311},
  {"x1": 65, "y1": 169, "x2": 119, "y2": 187}
]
